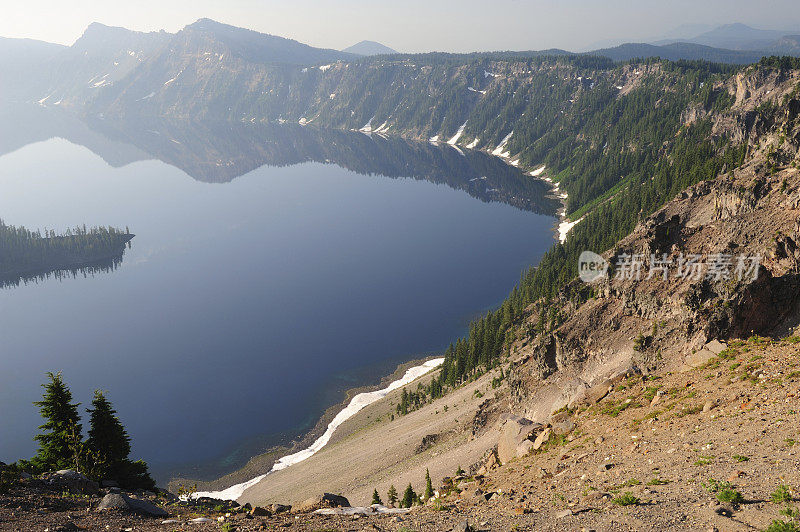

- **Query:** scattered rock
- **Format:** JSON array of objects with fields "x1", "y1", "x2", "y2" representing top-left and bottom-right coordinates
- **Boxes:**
[
  {"x1": 598, "y1": 462, "x2": 615, "y2": 471},
  {"x1": 272, "y1": 503, "x2": 291, "y2": 514},
  {"x1": 715, "y1": 504, "x2": 735, "y2": 517},
  {"x1": 703, "y1": 401, "x2": 715, "y2": 413},
  {"x1": 727, "y1": 470, "x2": 746, "y2": 482},
  {"x1": 556, "y1": 509, "x2": 573, "y2": 518},
  {"x1": 250, "y1": 506, "x2": 271, "y2": 517},
  {"x1": 43, "y1": 470, "x2": 99, "y2": 495},
  {"x1": 452, "y1": 519, "x2": 472, "y2": 532}
]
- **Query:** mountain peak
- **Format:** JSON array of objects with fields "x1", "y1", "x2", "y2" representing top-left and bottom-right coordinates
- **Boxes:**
[{"x1": 342, "y1": 40, "x2": 397, "y2": 56}]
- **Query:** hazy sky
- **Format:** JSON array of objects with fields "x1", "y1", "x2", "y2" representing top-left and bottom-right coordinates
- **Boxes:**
[{"x1": 3, "y1": 0, "x2": 800, "y2": 53}]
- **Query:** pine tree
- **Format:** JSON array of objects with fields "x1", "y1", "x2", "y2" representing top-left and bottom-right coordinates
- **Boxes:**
[
  {"x1": 387, "y1": 485, "x2": 398, "y2": 507},
  {"x1": 424, "y1": 468, "x2": 434, "y2": 500},
  {"x1": 85, "y1": 390, "x2": 155, "y2": 490},
  {"x1": 31, "y1": 372, "x2": 82, "y2": 471},
  {"x1": 401, "y1": 484, "x2": 416, "y2": 508},
  {"x1": 371, "y1": 488, "x2": 383, "y2": 505},
  {"x1": 86, "y1": 391, "x2": 131, "y2": 467}
]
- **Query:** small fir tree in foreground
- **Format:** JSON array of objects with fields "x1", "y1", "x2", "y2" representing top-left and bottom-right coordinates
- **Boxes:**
[
  {"x1": 371, "y1": 488, "x2": 383, "y2": 505},
  {"x1": 30, "y1": 372, "x2": 81, "y2": 471}
]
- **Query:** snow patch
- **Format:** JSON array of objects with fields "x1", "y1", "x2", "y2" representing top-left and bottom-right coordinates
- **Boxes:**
[
  {"x1": 484, "y1": 70, "x2": 499, "y2": 78},
  {"x1": 467, "y1": 86, "x2": 486, "y2": 94},
  {"x1": 359, "y1": 116, "x2": 376, "y2": 132},
  {"x1": 373, "y1": 120, "x2": 390, "y2": 133},
  {"x1": 447, "y1": 121, "x2": 467, "y2": 145},
  {"x1": 466, "y1": 138, "x2": 480, "y2": 149},
  {"x1": 491, "y1": 131, "x2": 513, "y2": 158},
  {"x1": 37, "y1": 92, "x2": 55, "y2": 105},
  {"x1": 530, "y1": 165, "x2": 546, "y2": 177},
  {"x1": 558, "y1": 217, "x2": 583, "y2": 243},
  {"x1": 319, "y1": 64, "x2": 332, "y2": 72},
  {"x1": 137, "y1": 92, "x2": 156, "y2": 101},
  {"x1": 194, "y1": 358, "x2": 445, "y2": 501},
  {"x1": 429, "y1": 135, "x2": 440, "y2": 143}
]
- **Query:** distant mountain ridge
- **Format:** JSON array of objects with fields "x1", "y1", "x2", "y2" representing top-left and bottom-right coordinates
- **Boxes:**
[
  {"x1": 589, "y1": 41, "x2": 767, "y2": 64},
  {"x1": 3, "y1": 18, "x2": 800, "y2": 114},
  {"x1": 343, "y1": 40, "x2": 397, "y2": 56},
  {"x1": 185, "y1": 18, "x2": 354, "y2": 65}
]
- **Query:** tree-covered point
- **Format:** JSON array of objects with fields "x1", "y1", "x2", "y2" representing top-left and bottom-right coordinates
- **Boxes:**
[{"x1": 0, "y1": 219, "x2": 133, "y2": 286}]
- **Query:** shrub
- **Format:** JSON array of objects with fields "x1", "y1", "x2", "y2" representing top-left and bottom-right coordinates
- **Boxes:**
[
  {"x1": 765, "y1": 520, "x2": 800, "y2": 532},
  {"x1": 716, "y1": 488, "x2": 744, "y2": 504},
  {"x1": 773, "y1": 485, "x2": 794, "y2": 504},
  {"x1": 612, "y1": 492, "x2": 640, "y2": 506}
]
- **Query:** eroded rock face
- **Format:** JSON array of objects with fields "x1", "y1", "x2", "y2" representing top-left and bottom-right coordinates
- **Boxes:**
[{"x1": 501, "y1": 72, "x2": 800, "y2": 428}]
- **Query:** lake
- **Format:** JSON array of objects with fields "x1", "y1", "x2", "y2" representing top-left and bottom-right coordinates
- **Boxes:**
[{"x1": 0, "y1": 104, "x2": 558, "y2": 483}]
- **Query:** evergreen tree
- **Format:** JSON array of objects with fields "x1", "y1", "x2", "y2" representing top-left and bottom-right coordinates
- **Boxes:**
[
  {"x1": 86, "y1": 390, "x2": 131, "y2": 467},
  {"x1": 401, "y1": 484, "x2": 416, "y2": 508},
  {"x1": 424, "y1": 468, "x2": 434, "y2": 500},
  {"x1": 31, "y1": 372, "x2": 81, "y2": 471},
  {"x1": 371, "y1": 488, "x2": 383, "y2": 505},
  {"x1": 85, "y1": 390, "x2": 155, "y2": 490},
  {"x1": 387, "y1": 485, "x2": 398, "y2": 507}
]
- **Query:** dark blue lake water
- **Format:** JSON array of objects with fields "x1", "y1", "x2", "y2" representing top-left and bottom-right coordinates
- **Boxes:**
[{"x1": 0, "y1": 106, "x2": 557, "y2": 482}]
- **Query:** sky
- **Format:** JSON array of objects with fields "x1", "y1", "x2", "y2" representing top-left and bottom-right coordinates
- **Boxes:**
[{"x1": 2, "y1": 0, "x2": 800, "y2": 53}]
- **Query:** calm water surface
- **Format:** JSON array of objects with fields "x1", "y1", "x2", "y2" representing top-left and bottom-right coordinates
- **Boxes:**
[{"x1": 0, "y1": 107, "x2": 557, "y2": 482}]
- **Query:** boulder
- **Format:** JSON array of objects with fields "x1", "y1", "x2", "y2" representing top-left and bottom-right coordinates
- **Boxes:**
[
  {"x1": 96, "y1": 492, "x2": 168, "y2": 517},
  {"x1": 497, "y1": 416, "x2": 542, "y2": 463},
  {"x1": 45, "y1": 470, "x2": 99, "y2": 495},
  {"x1": 250, "y1": 506, "x2": 271, "y2": 517},
  {"x1": 551, "y1": 417, "x2": 576, "y2": 435},
  {"x1": 295, "y1": 492, "x2": 349, "y2": 513},
  {"x1": 96, "y1": 493, "x2": 130, "y2": 511},
  {"x1": 271, "y1": 503, "x2": 291, "y2": 514},
  {"x1": 568, "y1": 381, "x2": 612, "y2": 408},
  {"x1": 532, "y1": 427, "x2": 552, "y2": 451},
  {"x1": 516, "y1": 439, "x2": 535, "y2": 457}
]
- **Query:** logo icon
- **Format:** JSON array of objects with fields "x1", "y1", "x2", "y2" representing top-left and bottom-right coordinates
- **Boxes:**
[{"x1": 578, "y1": 251, "x2": 608, "y2": 283}]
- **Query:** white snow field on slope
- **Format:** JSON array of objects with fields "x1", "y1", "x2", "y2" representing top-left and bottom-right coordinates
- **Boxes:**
[
  {"x1": 447, "y1": 122, "x2": 467, "y2": 145},
  {"x1": 491, "y1": 131, "x2": 513, "y2": 157},
  {"x1": 530, "y1": 165, "x2": 546, "y2": 177},
  {"x1": 558, "y1": 217, "x2": 583, "y2": 243},
  {"x1": 194, "y1": 358, "x2": 445, "y2": 501}
]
